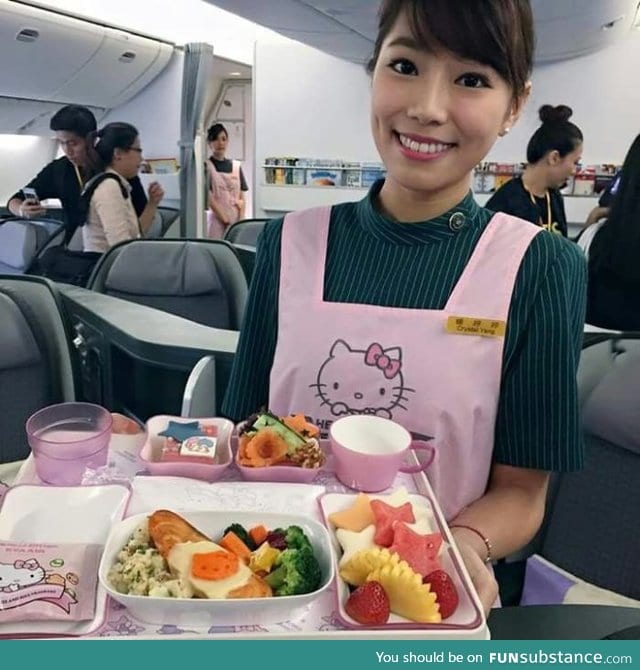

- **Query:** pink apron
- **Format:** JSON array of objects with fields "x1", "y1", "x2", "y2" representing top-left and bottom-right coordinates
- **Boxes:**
[
  {"x1": 206, "y1": 159, "x2": 241, "y2": 239},
  {"x1": 269, "y1": 206, "x2": 540, "y2": 521}
]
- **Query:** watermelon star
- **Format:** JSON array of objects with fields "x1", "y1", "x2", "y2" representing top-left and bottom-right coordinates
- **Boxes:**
[
  {"x1": 389, "y1": 521, "x2": 443, "y2": 578},
  {"x1": 370, "y1": 500, "x2": 415, "y2": 547}
]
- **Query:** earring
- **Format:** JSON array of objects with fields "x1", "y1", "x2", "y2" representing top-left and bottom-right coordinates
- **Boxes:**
[{"x1": 501, "y1": 127, "x2": 511, "y2": 137}]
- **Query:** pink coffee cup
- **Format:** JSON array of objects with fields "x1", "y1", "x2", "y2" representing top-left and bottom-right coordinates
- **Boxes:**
[{"x1": 329, "y1": 415, "x2": 434, "y2": 492}]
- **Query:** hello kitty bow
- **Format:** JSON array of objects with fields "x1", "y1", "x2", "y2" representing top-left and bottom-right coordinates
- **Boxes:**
[
  {"x1": 364, "y1": 343, "x2": 401, "y2": 379},
  {"x1": 13, "y1": 559, "x2": 39, "y2": 570}
]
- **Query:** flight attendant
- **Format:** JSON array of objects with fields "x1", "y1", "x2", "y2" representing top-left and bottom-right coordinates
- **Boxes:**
[
  {"x1": 205, "y1": 123, "x2": 249, "y2": 238},
  {"x1": 486, "y1": 104, "x2": 583, "y2": 237},
  {"x1": 223, "y1": 0, "x2": 586, "y2": 612}
]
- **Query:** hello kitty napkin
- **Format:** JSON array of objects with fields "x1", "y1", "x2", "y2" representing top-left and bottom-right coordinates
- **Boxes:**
[{"x1": 0, "y1": 542, "x2": 101, "y2": 622}]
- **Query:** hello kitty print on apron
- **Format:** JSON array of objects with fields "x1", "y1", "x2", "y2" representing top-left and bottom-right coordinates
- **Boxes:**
[
  {"x1": 269, "y1": 206, "x2": 540, "y2": 519},
  {"x1": 311, "y1": 339, "x2": 414, "y2": 419}
]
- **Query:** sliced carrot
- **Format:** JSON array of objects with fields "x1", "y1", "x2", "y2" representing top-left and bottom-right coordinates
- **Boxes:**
[
  {"x1": 219, "y1": 531, "x2": 252, "y2": 560},
  {"x1": 249, "y1": 524, "x2": 269, "y2": 547},
  {"x1": 283, "y1": 414, "x2": 319, "y2": 439},
  {"x1": 243, "y1": 428, "x2": 288, "y2": 467},
  {"x1": 191, "y1": 551, "x2": 239, "y2": 580}
]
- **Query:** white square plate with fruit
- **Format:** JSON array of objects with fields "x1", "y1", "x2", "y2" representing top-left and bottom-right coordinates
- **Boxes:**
[{"x1": 319, "y1": 487, "x2": 488, "y2": 639}]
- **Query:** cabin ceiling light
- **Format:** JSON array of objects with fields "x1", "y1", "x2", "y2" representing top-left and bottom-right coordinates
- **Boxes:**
[{"x1": 16, "y1": 28, "x2": 39, "y2": 43}]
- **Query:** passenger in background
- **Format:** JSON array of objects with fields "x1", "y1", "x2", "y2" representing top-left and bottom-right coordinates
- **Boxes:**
[
  {"x1": 6, "y1": 105, "x2": 150, "y2": 239},
  {"x1": 206, "y1": 123, "x2": 249, "y2": 238},
  {"x1": 584, "y1": 170, "x2": 621, "y2": 228},
  {"x1": 82, "y1": 122, "x2": 164, "y2": 253},
  {"x1": 581, "y1": 134, "x2": 640, "y2": 329},
  {"x1": 223, "y1": 0, "x2": 586, "y2": 612},
  {"x1": 486, "y1": 105, "x2": 583, "y2": 237}
]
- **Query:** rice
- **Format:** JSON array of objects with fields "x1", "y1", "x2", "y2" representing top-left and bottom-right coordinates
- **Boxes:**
[{"x1": 107, "y1": 522, "x2": 191, "y2": 598}]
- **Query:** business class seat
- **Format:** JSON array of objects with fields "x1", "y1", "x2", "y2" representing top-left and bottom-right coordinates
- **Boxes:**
[
  {"x1": 496, "y1": 334, "x2": 640, "y2": 605},
  {"x1": 535, "y1": 341, "x2": 640, "y2": 600},
  {"x1": 87, "y1": 238, "x2": 248, "y2": 329},
  {"x1": 0, "y1": 275, "x2": 76, "y2": 463},
  {"x1": 0, "y1": 218, "x2": 65, "y2": 274},
  {"x1": 223, "y1": 218, "x2": 269, "y2": 247}
]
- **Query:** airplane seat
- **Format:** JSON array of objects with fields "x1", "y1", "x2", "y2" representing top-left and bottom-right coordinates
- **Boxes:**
[
  {"x1": 181, "y1": 355, "x2": 217, "y2": 418},
  {"x1": 0, "y1": 219, "x2": 64, "y2": 275},
  {"x1": 223, "y1": 218, "x2": 269, "y2": 247},
  {"x1": 520, "y1": 339, "x2": 640, "y2": 604},
  {"x1": 494, "y1": 334, "x2": 634, "y2": 605},
  {"x1": 0, "y1": 275, "x2": 76, "y2": 463},
  {"x1": 151, "y1": 207, "x2": 180, "y2": 238},
  {"x1": 87, "y1": 238, "x2": 248, "y2": 329}
]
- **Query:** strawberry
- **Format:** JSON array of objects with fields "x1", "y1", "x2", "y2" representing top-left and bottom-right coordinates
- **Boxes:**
[
  {"x1": 345, "y1": 580, "x2": 390, "y2": 625},
  {"x1": 423, "y1": 570, "x2": 459, "y2": 619}
]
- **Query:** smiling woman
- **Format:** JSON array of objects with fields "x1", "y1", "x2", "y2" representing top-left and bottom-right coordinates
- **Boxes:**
[{"x1": 221, "y1": 0, "x2": 587, "y2": 615}]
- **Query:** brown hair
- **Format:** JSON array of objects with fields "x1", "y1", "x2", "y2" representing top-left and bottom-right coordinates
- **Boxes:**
[{"x1": 366, "y1": 0, "x2": 534, "y2": 98}]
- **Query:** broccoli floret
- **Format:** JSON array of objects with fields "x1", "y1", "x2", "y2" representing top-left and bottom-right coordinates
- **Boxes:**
[
  {"x1": 264, "y1": 547, "x2": 322, "y2": 596},
  {"x1": 222, "y1": 523, "x2": 256, "y2": 550},
  {"x1": 271, "y1": 525, "x2": 312, "y2": 551}
]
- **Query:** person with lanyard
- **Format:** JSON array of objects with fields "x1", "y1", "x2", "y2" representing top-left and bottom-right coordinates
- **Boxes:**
[
  {"x1": 222, "y1": 0, "x2": 586, "y2": 613},
  {"x1": 205, "y1": 122, "x2": 249, "y2": 239},
  {"x1": 7, "y1": 105, "x2": 151, "y2": 241},
  {"x1": 486, "y1": 104, "x2": 583, "y2": 237}
]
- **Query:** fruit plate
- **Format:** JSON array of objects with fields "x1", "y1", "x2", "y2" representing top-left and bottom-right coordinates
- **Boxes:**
[
  {"x1": 99, "y1": 510, "x2": 335, "y2": 627},
  {"x1": 318, "y1": 489, "x2": 487, "y2": 638}
]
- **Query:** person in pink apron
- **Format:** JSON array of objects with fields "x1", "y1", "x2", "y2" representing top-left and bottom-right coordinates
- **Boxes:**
[
  {"x1": 222, "y1": 0, "x2": 587, "y2": 613},
  {"x1": 206, "y1": 123, "x2": 248, "y2": 239}
]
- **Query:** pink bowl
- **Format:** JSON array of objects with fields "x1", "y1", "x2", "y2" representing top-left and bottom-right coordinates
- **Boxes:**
[
  {"x1": 139, "y1": 415, "x2": 233, "y2": 482},
  {"x1": 233, "y1": 434, "x2": 326, "y2": 484}
]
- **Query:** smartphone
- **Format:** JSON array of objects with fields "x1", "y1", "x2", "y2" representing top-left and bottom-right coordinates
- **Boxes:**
[{"x1": 21, "y1": 187, "x2": 40, "y2": 204}]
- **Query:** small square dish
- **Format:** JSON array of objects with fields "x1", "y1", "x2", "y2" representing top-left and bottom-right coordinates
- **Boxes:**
[
  {"x1": 139, "y1": 415, "x2": 233, "y2": 482},
  {"x1": 0, "y1": 483, "x2": 130, "y2": 637},
  {"x1": 319, "y1": 487, "x2": 487, "y2": 640},
  {"x1": 234, "y1": 437, "x2": 327, "y2": 484},
  {"x1": 99, "y1": 510, "x2": 335, "y2": 626},
  {"x1": 234, "y1": 413, "x2": 326, "y2": 484}
]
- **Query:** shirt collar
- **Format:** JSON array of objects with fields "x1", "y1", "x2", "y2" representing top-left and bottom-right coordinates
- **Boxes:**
[{"x1": 357, "y1": 179, "x2": 483, "y2": 245}]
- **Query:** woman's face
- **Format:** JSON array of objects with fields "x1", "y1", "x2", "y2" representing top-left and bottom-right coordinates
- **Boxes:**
[
  {"x1": 370, "y1": 11, "x2": 519, "y2": 205},
  {"x1": 547, "y1": 144, "x2": 583, "y2": 189},
  {"x1": 209, "y1": 131, "x2": 228, "y2": 159},
  {"x1": 113, "y1": 137, "x2": 143, "y2": 179}
]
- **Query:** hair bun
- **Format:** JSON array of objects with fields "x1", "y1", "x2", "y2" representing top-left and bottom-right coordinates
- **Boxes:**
[{"x1": 539, "y1": 104, "x2": 573, "y2": 124}]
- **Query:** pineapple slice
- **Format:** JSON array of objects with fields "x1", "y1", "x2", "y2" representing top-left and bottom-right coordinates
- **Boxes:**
[
  {"x1": 340, "y1": 547, "x2": 407, "y2": 587},
  {"x1": 367, "y1": 562, "x2": 442, "y2": 624}
]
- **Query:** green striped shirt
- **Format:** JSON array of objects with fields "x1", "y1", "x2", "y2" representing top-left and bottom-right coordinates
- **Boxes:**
[{"x1": 222, "y1": 182, "x2": 587, "y2": 471}]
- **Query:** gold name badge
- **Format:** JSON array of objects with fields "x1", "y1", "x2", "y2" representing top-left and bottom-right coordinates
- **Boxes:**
[{"x1": 446, "y1": 316, "x2": 506, "y2": 338}]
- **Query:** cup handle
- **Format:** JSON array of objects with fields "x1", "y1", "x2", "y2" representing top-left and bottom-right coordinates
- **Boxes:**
[{"x1": 399, "y1": 440, "x2": 435, "y2": 474}]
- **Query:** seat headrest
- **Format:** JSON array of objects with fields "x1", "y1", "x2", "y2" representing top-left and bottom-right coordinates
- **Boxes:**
[
  {"x1": 582, "y1": 352, "x2": 640, "y2": 455},
  {"x1": 104, "y1": 243, "x2": 225, "y2": 296},
  {"x1": 0, "y1": 293, "x2": 42, "y2": 368},
  {"x1": 0, "y1": 222, "x2": 40, "y2": 270}
]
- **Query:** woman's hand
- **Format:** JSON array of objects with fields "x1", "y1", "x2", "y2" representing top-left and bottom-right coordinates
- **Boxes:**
[
  {"x1": 147, "y1": 181, "x2": 165, "y2": 205},
  {"x1": 452, "y1": 533, "x2": 498, "y2": 615}
]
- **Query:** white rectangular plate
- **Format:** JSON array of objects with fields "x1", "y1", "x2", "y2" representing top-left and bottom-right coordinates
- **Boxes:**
[
  {"x1": 0, "y1": 484, "x2": 130, "y2": 637},
  {"x1": 99, "y1": 510, "x2": 335, "y2": 627}
]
